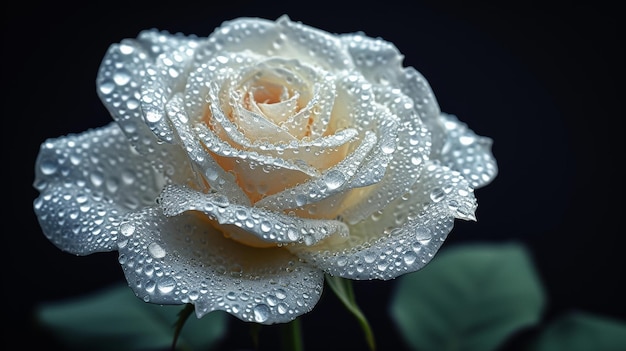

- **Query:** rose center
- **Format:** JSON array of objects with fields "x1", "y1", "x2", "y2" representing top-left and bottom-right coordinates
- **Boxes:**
[{"x1": 249, "y1": 80, "x2": 289, "y2": 105}]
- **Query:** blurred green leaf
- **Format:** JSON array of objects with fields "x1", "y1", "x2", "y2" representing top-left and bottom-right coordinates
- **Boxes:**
[
  {"x1": 37, "y1": 283, "x2": 227, "y2": 351},
  {"x1": 390, "y1": 242, "x2": 545, "y2": 351},
  {"x1": 530, "y1": 312, "x2": 626, "y2": 351}
]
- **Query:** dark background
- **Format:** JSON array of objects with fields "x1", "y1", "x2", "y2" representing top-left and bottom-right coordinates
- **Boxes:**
[{"x1": 4, "y1": 1, "x2": 624, "y2": 350}]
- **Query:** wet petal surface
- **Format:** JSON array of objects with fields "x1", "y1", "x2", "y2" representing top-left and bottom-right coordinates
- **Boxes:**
[
  {"x1": 33, "y1": 123, "x2": 163, "y2": 254},
  {"x1": 118, "y1": 207, "x2": 324, "y2": 324}
]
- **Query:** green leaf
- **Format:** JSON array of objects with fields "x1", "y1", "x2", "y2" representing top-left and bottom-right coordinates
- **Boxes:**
[
  {"x1": 390, "y1": 242, "x2": 545, "y2": 351},
  {"x1": 36, "y1": 283, "x2": 228, "y2": 351},
  {"x1": 530, "y1": 312, "x2": 626, "y2": 351},
  {"x1": 325, "y1": 274, "x2": 376, "y2": 351}
]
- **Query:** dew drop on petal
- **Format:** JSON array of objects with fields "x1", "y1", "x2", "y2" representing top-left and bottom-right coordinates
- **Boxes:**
[
  {"x1": 260, "y1": 220, "x2": 272, "y2": 232},
  {"x1": 145, "y1": 110, "x2": 162, "y2": 123},
  {"x1": 148, "y1": 242, "x2": 166, "y2": 258},
  {"x1": 157, "y1": 276, "x2": 176, "y2": 294},
  {"x1": 403, "y1": 251, "x2": 418, "y2": 265},
  {"x1": 113, "y1": 69, "x2": 131, "y2": 86},
  {"x1": 145, "y1": 279, "x2": 156, "y2": 293},
  {"x1": 253, "y1": 304, "x2": 270, "y2": 323},
  {"x1": 430, "y1": 187, "x2": 445, "y2": 202},
  {"x1": 99, "y1": 81, "x2": 115, "y2": 95},
  {"x1": 40, "y1": 159, "x2": 58, "y2": 175},
  {"x1": 415, "y1": 227, "x2": 432, "y2": 243},
  {"x1": 295, "y1": 194, "x2": 308, "y2": 207},
  {"x1": 226, "y1": 291, "x2": 237, "y2": 301},
  {"x1": 324, "y1": 170, "x2": 346, "y2": 190},
  {"x1": 275, "y1": 289, "x2": 287, "y2": 300},
  {"x1": 120, "y1": 222, "x2": 135, "y2": 237},
  {"x1": 277, "y1": 303, "x2": 288, "y2": 315}
]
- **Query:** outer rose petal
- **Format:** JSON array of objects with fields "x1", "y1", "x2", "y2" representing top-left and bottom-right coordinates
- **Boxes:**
[
  {"x1": 342, "y1": 33, "x2": 443, "y2": 152},
  {"x1": 436, "y1": 113, "x2": 498, "y2": 188},
  {"x1": 290, "y1": 161, "x2": 477, "y2": 280},
  {"x1": 192, "y1": 15, "x2": 352, "y2": 74},
  {"x1": 33, "y1": 123, "x2": 164, "y2": 254},
  {"x1": 158, "y1": 185, "x2": 348, "y2": 245},
  {"x1": 96, "y1": 36, "x2": 198, "y2": 187},
  {"x1": 118, "y1": 206, "x2": 324, "y2": 324}
]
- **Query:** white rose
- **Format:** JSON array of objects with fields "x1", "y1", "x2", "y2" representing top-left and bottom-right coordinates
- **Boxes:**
[{"x1": 33, "y1": 15, "x2": 497, "y2": 324}]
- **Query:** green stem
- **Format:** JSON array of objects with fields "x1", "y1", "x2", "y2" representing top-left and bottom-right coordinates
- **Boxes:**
[
  {"x1": 171, "y1": 304, "x2": 194, "y2": 350},
  {"x1": 325, "y1": 274, "x2": 376, "y2": 351},
  {"x1": 282, "y1": 317, "x2": 304, "y2": 351}
]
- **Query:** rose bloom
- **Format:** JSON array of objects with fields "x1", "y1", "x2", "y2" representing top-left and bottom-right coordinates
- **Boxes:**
[{"x1": 34, "y1": 15, "x2": 497, "y2": 324}]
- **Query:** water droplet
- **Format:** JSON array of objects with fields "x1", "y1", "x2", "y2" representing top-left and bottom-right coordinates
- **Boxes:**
[
  {"x1": 253, "y1": 304, "x2": 270, "y2": 323},
  {"x1": 188, "y1": 290, "x2": 199, "y2": 301},
  {"x1": 403, "y1": 251, "x2": 417, "y2": 265},
  {"x1": 295, "y1": 194, "x2": 307, "y2": 207},
  {"x1": 265, "y1": 290, "x2": 283, "y2": 303},
  {"x1": 430, "y1": 188, "x2": 445, "y2": 202},
  {"x1": 90, "y1": 172, "x2": 104, "y2": 187},
  {"x1": 277, "y1": 302, "x2": 288, "y2": 314},
  {"x1": 381, "y1": 139, "x2": 396, "y2": 154},
  {"x1": 145, "y1": 279, "x2": 156, "y2": 293},
  {"x1": 266, "y1": 295, "x2": 278, "y2": 306},
  {"x1": 324, "y1": 170, "x2": 346, "y2": 190},
  {"x1": 99, "y1": 81, "x2": 115, "y2": 95},
  {"x1": 235, "y1": 209, "x2": 248, "y2": 220},
  {"x1": 119, "y1": 44, "x2": 135, "y2": 55},
  {"x1": 364, "y1": 252, "x2": 376, "y2": 263},
  {"x1": 415, "y1": 227, "x2": 432, "y2": 242},
  {"x1": 287, "y1": 228, "x2": 299, "y2": 241},
  {"x1": 113, "y1": 69, "x2": 131, "y2": 86},
  {"x1": 226, "y1": 291, "x2": 237, "y2": 301},
  {"x1": 411, "y1": 156, "x2": 422, "y2": 165},
  {"x1": 145, "y1": 110, "x2": 162, "y2": 123},
  {"x1": 148, "y1": 242, "x2": 166, "y2": 258},
  {"x1": 260, "y1": 220, "x2": 272, "y2": 232},
  {"x1": 120, "y1": 223, "x2": 135, "y2": 236},
  {"x1": 40, "y1": 159, "x2": 58, "y2": 175},
  {"x1": 157, "y1": 277, "x2": 176, "y2": 294}
]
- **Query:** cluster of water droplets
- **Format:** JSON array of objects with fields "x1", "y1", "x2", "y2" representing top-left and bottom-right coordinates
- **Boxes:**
[
  {"x1": 291, "y1": 160, "x2": 476, "y2": 280},
  {"x1": 438, "y1": 113, "x2": 498, "y2": 188},
  {"x1": 116, "y1": 207, "x2": 324, "y2": 323},
  {"x1": 158, "y1": 185, "x2": 349, "y2": 245},
  {"x1": 33, "y1": 124, "x2": 163, "y2": 254}
]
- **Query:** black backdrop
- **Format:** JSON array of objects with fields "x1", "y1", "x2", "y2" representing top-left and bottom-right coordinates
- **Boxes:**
[{"x1": 5, "y1": 1, "x2": 624, "y2": 350}]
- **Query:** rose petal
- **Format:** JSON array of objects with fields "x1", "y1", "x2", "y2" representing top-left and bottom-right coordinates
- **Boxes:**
[
  {"x1": 436, "y1": 113, "x2": 498, "y2": 188},
  {"x1": 135, "y1": 29, "x2": 198, "y2": 62},
  {"x1": 117, "y1": 206, "x2": 324, "y2": 324},
  {"x1": 192, "y1": 16, "x2": 353, "y2": 72},
  {"x1": 139, "y1": 32, "x2": 200, "y2": 144},
  {"x1": 290, "y1": 161, "x2": 477, "y2": 280},
  {"x1": 339, "y1": 84, "x2": 432, "y2": 224},
  {"x1": 166, "y1": 94, "x2": 250, "y2": 204},
  {"x1": 137, "y1": 30, "x2": 199, "y2": 94},
  {"x1": 33, "y1": 123, "x2": 163, "y2": 254},
  {"x1": 342, "y1": 33, "x2": 405, "y2": 86},
  {"x1": 342, "y1": 33, "x2": 443, "y2": 153},
  {"x1": 158, "y1": 185, "x2": 348, "y2": 245},
  {"x1": 255, "y1": 130, "x2": 377, "y2": 211},
  {"x1": 192, "y1": 54, "x2": 337, "y2": 144},
  {"x1": 194, "y1": 123, "x2": 316, "y2": 200},
  {"x1": 253, "y1": 71, "x2": 404, "y2": 213},
  {"x1": 96, "y1": 39, "x2": 155, "y2": 153},
  {"x1": 398, "y1": 67, "x2": 445, "y2": 150},
  {"x1": 276, "y1": 15, "x2": 353, "y2": 71}
]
